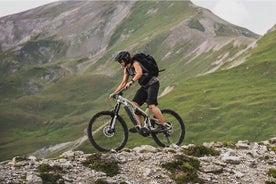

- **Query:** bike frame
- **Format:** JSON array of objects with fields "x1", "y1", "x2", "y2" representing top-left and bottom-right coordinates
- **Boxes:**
[{"x1": 111, "y1": 92, "x2": 157, "y2": 131}]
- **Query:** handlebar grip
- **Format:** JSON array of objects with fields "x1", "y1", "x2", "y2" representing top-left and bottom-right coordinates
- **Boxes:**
[{"x1": 112, "y1": 87, "x2": 127, "y2": 98}]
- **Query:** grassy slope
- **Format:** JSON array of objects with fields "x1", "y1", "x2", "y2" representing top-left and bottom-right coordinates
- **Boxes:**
[
  {"x1": 109, "y1": 1, "x2": 193, "y2": 48},
  {"x1": 0, "y1": 1, "x2": 268, "y2": 160},
  {"x1": 0, "y1": 73, "x2": 117, "y2": 160},
  {"x1": 159, "y1": 30, "x2": 276, "y2": 144}
]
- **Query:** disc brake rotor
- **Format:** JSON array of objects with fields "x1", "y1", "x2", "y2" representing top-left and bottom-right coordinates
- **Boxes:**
[{"x1": 103, "y1": 126, "x2": 115, "y2": 137}]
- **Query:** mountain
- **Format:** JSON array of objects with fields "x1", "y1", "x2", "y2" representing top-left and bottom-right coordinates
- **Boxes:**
[
  {"x1": 160, "y1": 25, "x2": 276, "y2": 144},
  {"x1": 0, "y1": 1, "x2": 272, "y2": 161},
  {"x1": 267, "y1": 24, "x2": 276, "y2": 33}
]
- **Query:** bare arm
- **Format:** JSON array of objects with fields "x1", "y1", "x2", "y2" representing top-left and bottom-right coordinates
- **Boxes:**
[
  {"x1": 109, "y1": 68, "x2": 129, "y2": 98},
  {"x1": 131, "y1": 61, "x2": 143, "y2": 82},
  {"x1": 109, "y1": 61, "x2": 143, "y2": 98},
  {"x1": 124, "y1": 61, "x2": 143, "y2": 89}
]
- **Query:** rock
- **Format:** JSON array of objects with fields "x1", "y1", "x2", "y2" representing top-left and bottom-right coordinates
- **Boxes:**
[
  {"x1": 7, "y1": 157, "x2": 16, "y2": 167},
  {"x1": 221, "y1": 155, "x2": 241, "y2": 164},
  {"x1": 270, "y1": 137, "x2": 276, "y2": 144},
  {"x1": 236, "y1": 140, "x2": 250, "y2": 149},
  {"x1": 201, "y1": 164, "x2": 223, "y2": 174},
  {"x1": 0, "y1": 139, "x2": 276, "y2": 184},
  {"x1": 26, "y1": 172, "x2": 43, "y2": 184},
  {"x1": 143, "y1": 168, "x2": 153, "y2": 177},
  {"x1": 133, "y1": 145, "x2": 158, "y2": 153}
]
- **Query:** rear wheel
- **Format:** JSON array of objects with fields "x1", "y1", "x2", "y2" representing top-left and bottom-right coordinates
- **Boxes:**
[
  {"x1": 87, "y1": 111, "x2": 128, "y2": 152},
  {"x1": 151, "y1": 109, "x2": 185, "y2": 147}
]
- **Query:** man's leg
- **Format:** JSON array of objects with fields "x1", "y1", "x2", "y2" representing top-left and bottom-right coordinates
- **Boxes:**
[
  {"x1": 148, "y1": 104, "x2": 165, "y2": 126},
  {"x1": 128, "y1": 102, "x2": 143, "y2": 133},
  {"x1": 129, "y1": 88, "x2": 146, "y2": 133},
  {"x1": 146, "y1": 82, "x2": 165, "y2": 127},
  {"x1": 133, "y1": 101, "x2": 142, "y2": 125}
]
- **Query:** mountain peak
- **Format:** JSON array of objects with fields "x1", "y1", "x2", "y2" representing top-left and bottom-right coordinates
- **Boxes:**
[{"x1": 267, "y1": 24, "x2": 276, "y2": 34}]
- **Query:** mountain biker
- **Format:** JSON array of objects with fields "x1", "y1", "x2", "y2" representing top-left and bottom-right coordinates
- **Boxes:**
[{"x1": 109, "y1": 51, "x2": 166, "y2": 133}]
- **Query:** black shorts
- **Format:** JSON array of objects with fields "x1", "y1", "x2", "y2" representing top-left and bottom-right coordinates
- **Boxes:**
[{"x1": 132, "y1": 81, "x2": 159, "y2": 106}]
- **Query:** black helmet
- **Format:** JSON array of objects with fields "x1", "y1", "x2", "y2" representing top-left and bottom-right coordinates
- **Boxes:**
[{"x1": 114, "y1": 51, "x2": 131, "y2": 63}]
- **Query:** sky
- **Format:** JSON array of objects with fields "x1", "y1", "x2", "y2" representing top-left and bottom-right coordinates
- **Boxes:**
[
  {"x1": 191, "y1": 0, "x2": 276, "y2": 35},
  {"x1": 0, "y1": 0, "x2": 276, "y2": 35},
  {"x1": 0, "y1": 0, "x2": 57, "y2": 17}
]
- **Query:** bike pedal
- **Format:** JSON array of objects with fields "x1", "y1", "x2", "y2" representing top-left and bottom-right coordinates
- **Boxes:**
[
  {"x1": 152, "y1": 125, "x2": 166, "y2": 133},
  {"x1": 129, "y1": 125, "x2": 141, "y2": 133},
  {"x1": 165, "y1": 122, "x2": 172, "y2": 130}
]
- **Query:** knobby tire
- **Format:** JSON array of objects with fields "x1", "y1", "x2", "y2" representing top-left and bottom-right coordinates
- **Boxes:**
[
  {"x1": 151, "y1": 109, "x2": 185, "y2": 147},
  {"x1": 87, "y1": 111, "x2": 128, "y2": 152}
]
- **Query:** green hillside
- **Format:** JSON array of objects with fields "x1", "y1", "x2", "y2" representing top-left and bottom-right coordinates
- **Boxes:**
[
  {"x1": 160, "y1": 30, "x2": 276, "y2": 144},
  {"x1": 0, "y1": 1, "x2": 268, "y2": 161}
]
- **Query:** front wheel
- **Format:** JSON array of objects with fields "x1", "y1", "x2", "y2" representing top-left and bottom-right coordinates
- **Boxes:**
[
  {"x1": 152, "y1": 109, "x2": 185, "y2": 147},
  {"x1": 87, "y1": 111, "x2": 128, "y2": 152}
]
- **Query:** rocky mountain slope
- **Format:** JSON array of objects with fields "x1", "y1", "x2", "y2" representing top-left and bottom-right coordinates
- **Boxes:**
[
  {"x1": 1, "y1": 138, "x2": 275, "y2": 184},
  {"x1": 0, "y1": 1, "x2": 134, "y2": 55},
  {"x1": 0, "y1": 1, "x2": 258, "y2": 89}
]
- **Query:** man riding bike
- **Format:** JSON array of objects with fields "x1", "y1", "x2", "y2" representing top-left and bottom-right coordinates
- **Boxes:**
[{"x1": 109, "y1": 51, "x2": 166, "y2": 133}]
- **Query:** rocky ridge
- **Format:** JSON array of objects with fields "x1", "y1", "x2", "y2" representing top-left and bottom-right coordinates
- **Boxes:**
[{"x1": 1, "y1": 138, "x2": 275, "y2": 184}]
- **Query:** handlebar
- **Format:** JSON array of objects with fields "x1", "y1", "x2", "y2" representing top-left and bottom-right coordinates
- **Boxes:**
[{"x1": 111, "y1": 87, "x2": 127, "y2": 99}]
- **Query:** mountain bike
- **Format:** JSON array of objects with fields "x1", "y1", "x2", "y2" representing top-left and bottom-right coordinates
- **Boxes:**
[{"x1": 87, "y1": 88, "x2": 185, "y2": 152}]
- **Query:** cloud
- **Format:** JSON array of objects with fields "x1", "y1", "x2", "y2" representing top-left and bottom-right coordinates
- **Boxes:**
[
  {"x1": 212, "y1": 0, "x2": 250, "y2": 26},
  {"x1": 0, "y1": 1, "x2": 57, "y2": 17},
  {"x1": 192, "y1": 0, "x2": 276, "y2": 35}
]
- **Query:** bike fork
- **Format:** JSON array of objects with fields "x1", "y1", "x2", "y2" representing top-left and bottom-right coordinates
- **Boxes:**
[
  {"x1": 110, "y1": 103, "x2": 121, "y2": 129},
  {"x1": 110, "y1": 114, "x2": 118, "y2": 129}
]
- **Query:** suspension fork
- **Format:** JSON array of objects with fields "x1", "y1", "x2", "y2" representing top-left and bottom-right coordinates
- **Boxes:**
[{"x1": 110, "y1": 102, "x2": 121, "y2": 129}]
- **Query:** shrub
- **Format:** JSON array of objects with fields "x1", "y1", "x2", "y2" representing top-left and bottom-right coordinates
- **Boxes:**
[
  {"x1": 162, "y1": 154, "x2": 204, "y2": 184},
  {"x1": 268, "y1": 168, "x2": 276, "y2": 178},
  {"x1": 183, "y1": 145, "x2": 220, "y2": 157},
  {"x1": 38, "y1": 163, "x2": 64, "y2": 184},
  {"x1": 82, "y1": 153, "x2": 120, "y2": 177}
]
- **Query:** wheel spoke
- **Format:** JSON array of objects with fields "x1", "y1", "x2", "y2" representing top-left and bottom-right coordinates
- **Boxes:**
[
  {"x1": 152, "y1": 109, "x2": 185, "y2": 147},
  {"x1": 87, "y1": 111, "x2": 128, "y2": 152}
]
